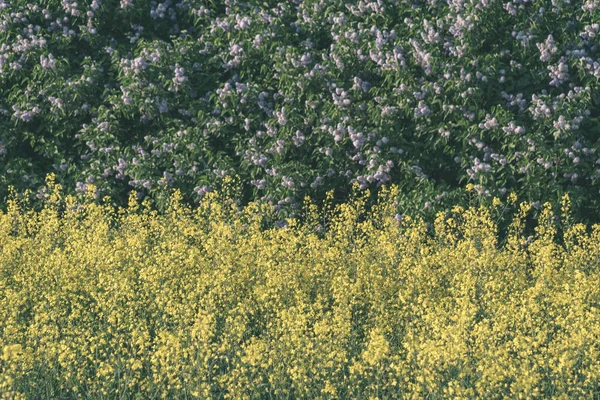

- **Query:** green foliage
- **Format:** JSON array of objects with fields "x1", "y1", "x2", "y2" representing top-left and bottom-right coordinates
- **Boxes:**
[{"x1": 1, "y1": 0, "x2": 600, "y2": 221}]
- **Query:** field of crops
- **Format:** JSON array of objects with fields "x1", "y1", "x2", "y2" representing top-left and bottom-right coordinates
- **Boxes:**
[{"x1": 1, "y1": 179, "x2": 600, "y2": 398}]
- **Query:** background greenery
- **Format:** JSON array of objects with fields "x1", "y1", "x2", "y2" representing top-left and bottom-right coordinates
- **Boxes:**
[{"x1": 1, "y1": 0, "x2": 600, "y2": 221}]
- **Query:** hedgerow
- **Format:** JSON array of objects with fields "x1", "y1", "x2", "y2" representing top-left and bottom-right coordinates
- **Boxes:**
[
  {"x1": 1, "y1": 180, "x2": 600, "y2": 398},
  {"x1": 2, "y1": 0, "x2": 600, "y2": 219}
]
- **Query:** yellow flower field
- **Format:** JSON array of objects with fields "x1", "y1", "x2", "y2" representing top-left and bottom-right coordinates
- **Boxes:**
[{"x1": 1, "y1": 180, "x2": 600, "y2": 399}]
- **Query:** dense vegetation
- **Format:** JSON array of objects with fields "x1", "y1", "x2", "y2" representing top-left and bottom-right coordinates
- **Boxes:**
[
  {"x1": 3, "y1": 2, "x2": 600, "y2": 397},
  {"x1": 2, "y1": 181, "x2": 600, "y2": 399},
  {"x1": 2, "y1": 0, "x2": 600, "y2": 219}
]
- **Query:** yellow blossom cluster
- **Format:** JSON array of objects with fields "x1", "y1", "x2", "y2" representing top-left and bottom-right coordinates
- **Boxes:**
[{"x1": 1, "y1": 178, "x2": 600, "y2": 399}]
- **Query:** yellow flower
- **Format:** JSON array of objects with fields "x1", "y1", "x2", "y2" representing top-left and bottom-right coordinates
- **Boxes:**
[{"x1": 1, "y1": 182, "x2": 599, "y2": 398}]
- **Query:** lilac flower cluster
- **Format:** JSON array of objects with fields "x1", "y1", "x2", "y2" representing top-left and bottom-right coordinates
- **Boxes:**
[{"x1": 1, "y1": 0, "x2": 600, "y2": 219}]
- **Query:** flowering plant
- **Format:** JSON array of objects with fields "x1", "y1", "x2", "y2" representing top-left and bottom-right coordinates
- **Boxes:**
[
  {"x1": 1, "y1": 0, "x2": 600, "y2": 219},
  {"x1": 1, "y1": 185, "x2": 600, "y2": 398}
]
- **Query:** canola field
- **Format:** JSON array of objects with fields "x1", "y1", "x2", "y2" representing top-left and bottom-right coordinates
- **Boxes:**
[{"x1": 1, "y1": 179, "x2": 600, "y2": 399}]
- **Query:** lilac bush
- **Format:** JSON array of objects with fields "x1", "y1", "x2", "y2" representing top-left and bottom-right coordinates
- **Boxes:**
[{"x1": 1, "y1": 0, "x2": 600, "y2": 218}]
